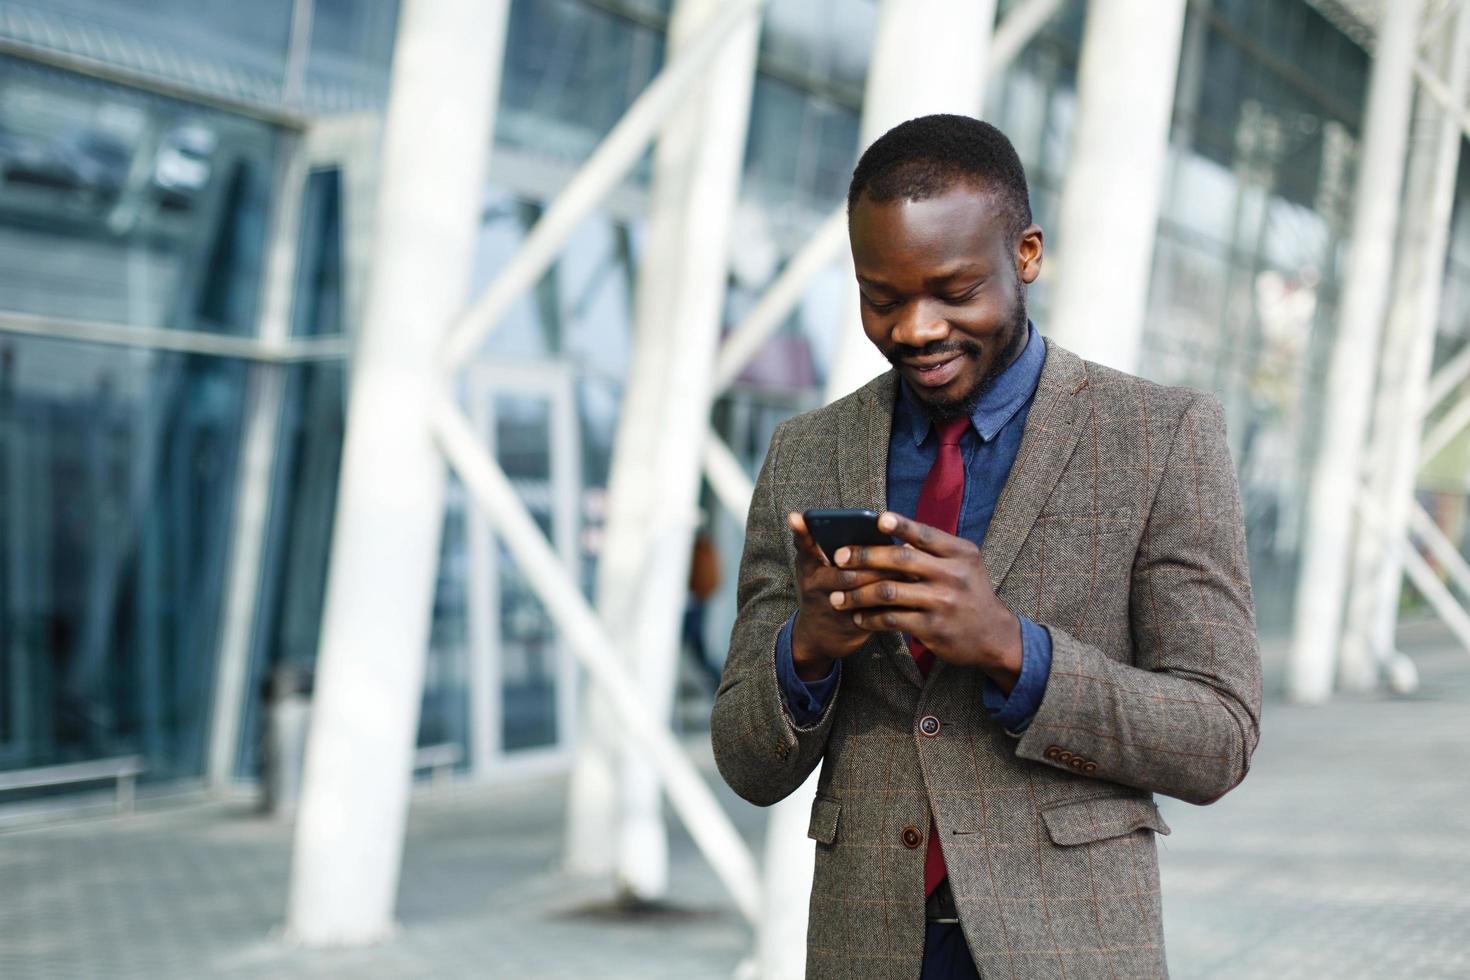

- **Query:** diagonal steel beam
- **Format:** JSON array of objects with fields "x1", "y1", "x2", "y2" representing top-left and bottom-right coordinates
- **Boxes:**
[
  {"x1": 1407, "y1": 500, "x2": 1470, "y2": 603},
  {"x1": 1401, "y1": 542, "x2": 1470, "y2": 655},
  {"x1": 988, "y1": 0, "x2": 1067, "y2": 68},
  {"x1": 431, "y1": 396, "x2": 762, "y2": 924},
  {"x1": 1420, "y1": 388, "x2": 1470, "y2": 461},
  {"x1": 703, "y1": 431, "x2": 756, "y2": 523},
  {"x1": 710, "y1": 208, "x2": 849, "y2": 394},
  {"x1": 1426, "y1": 340, "x2": 1470, "y2": 409}
]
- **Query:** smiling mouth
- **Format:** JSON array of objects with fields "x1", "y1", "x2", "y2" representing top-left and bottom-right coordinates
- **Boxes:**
[{"x1": 905, "y1": 354, "x2": 965, "y2": 388}]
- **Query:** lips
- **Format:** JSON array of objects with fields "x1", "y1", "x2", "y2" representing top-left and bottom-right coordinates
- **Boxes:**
[{"x1": 905, "y1": 354, "x2": 964, "y2": 388}]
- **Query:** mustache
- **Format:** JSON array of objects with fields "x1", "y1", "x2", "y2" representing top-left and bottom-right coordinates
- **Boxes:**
[{"x1": 884, "y1": 338, "x2": 983, "y2": 363}]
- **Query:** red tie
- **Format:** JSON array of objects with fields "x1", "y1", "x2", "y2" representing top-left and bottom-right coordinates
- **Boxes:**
[{"x1": 910, "y1": 416, "x2": 969, "y2": 897}]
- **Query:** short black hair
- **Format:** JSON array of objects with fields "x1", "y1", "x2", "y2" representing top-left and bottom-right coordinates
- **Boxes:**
[{"x1": 846, "y1": 114, "x2": 1033, "y2": 242}]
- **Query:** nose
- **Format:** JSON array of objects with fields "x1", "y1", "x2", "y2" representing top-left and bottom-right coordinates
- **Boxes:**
[{"x1": 891, "y1": 300, "x2": 949, "y2": 349}]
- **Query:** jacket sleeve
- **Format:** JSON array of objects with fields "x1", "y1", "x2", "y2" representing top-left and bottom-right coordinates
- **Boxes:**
[
  {"x1": 710, "y1": 421, "x2": 841, "y2": 807},
  {"x1": 1013, "y1": 393, "x2": 1263, "y2": 805}
]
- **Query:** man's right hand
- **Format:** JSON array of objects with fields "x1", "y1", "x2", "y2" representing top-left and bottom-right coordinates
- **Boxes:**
[{"x1": 788, "y1": 512, "x2": 887, "y2": 681}]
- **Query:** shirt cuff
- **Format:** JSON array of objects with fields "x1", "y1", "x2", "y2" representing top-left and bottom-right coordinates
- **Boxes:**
[
  {"x1": 981, "y1": 615, "x2": 1053, "y2": 733},
  {"x1": 775, "y1": 614, "x2": 839, "y2": 727}
]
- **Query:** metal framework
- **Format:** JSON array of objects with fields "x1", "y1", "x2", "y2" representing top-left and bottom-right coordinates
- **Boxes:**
[
  {"x1": 1289, "y1": 0, "x2": 1427, "y2": 703},
  {"x1": 1291, "y1": 0, "x2": 1470, "y2": 702},
  {"x1": 1342, "y1": 2, "x2": 1470, "y2": 693}
]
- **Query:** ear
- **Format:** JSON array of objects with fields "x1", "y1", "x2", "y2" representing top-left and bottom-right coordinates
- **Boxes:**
[{"x1": 1016, "y1": 224, "x2": 1044, "y2": 285}]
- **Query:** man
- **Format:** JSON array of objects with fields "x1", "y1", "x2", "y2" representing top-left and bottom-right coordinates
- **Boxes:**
[{"x1": 710, "y1": 115, "x2": 1262, "y2": 979}]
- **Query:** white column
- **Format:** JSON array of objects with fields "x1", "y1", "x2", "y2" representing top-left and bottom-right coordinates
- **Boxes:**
[
  {"x1": 1287, "y1": 0, "x2": 1424, "y2": 704},
  {"x1": 824, "y1": 0, "x2": 997, "y2": 403},
  {"x1": 564, "y1": 0, "x2": 761, "y2": 900},
  {"x1": 1045, "y1": 0, "x2": 1187, "y2": 372},
  {"x1": 285, "y1": 0, "x2": 509, "y2": 945},
  {"x1": 1344, "y1": 6, "x2": 1470, "y2": 693}
]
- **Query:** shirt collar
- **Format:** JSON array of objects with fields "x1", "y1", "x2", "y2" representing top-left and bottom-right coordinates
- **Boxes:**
[{"x1": 896, "y1": 321, "x2": 1046, "y2": 447}]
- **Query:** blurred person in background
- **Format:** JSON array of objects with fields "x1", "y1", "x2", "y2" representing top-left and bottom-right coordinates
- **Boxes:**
[
  {"x1": 711, "y1": 115, "x2": 1263, "y2": 979},
  {"x1": 683, "y1": 520, "x2": 725, "y2": 694}
]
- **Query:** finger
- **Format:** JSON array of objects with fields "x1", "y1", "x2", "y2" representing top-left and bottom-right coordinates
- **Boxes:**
[
  {"x1": 850, "y1": 608, "x2": 928, "y2": 633},
  {"x1": 831, "y1": 579, "x2": 934, "y2": 612},
  {"x1": 833, "y1": 542, "x2": 943, "y2": 579},
  {"x1": 875, "y1": 511, "x2": 969, "y2": 557},
  {"x1": 808, "y1": 566, "x2": 888, "y2": 591},
  {"x1": 788, "y1": 511, "x2": 830, "y2": 566}
]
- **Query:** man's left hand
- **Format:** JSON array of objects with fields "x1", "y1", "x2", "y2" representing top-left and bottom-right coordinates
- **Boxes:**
[{"x1": 829, "y1": 511, "x2": 1023, "y2": 692}]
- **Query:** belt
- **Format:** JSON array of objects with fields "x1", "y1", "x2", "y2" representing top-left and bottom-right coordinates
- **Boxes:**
[{"x1": 925, "y1": 878, "x2": 960, "y2": 924}]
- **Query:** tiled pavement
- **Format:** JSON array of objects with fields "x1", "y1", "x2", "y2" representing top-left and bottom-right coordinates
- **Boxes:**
[{"x1": 1, "y1": 624, "x2": 1467, "y2": 979}]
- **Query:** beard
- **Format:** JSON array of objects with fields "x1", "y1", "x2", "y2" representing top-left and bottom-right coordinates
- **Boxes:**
[{"x1": 888, "y1": 281, "x2": 1029, "y2": 422}]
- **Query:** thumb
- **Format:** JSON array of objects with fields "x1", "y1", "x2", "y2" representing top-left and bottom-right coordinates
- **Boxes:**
[{"x1": 788, "y1": 511, "x2": 830, "y2": 566}]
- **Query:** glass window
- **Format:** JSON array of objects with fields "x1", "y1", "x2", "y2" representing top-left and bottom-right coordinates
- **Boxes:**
[
  {"x1": 0, "y1": 58, "x2": 282, "y2": 787},
  {"x1": 423, "y1": 484, "x2": 471, "y2": 756},
  {"x1": 304, "y1": 0, "x2": 400, "y2": 110},
  {"x1": 0, "y1": 56, "x2": 278, "y2": 334},
  {"x1": 0, "y1": 336, "x2": 249, "y2": 780},
  {"x1": 236, "y1": 361, "x2": 345, "y2": 778},
  {"x1": 759, "y1": 0, "x2": 874, "y2": 104},
  {"x1": 0, "y1": 0, "x2": 400, "y2": 110},
  {"x1": 2, "y1": 0, "x2": 294, "y2": 99},
  {"x1": 290, "y1": 168, "x2": 345, "y2": 338},
  {"x1": 495, "y1": 0, "x2": 666, "y2": 168},
  {"x1": 742, "y1": 74, "x2": 861, "y2": 223}
]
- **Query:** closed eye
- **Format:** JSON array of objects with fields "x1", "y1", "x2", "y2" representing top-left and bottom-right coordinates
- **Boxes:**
[{"x1": 938, "y1": 281, "x2": 983, "y2": 304}]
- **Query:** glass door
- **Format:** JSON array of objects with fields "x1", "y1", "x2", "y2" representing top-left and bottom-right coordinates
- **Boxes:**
[{"x1": 466, "y1": 363, "x2": 580, "y2": 770}]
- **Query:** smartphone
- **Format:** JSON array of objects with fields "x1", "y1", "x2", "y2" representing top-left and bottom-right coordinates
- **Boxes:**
[{"x1": 803, "y1": 508, "x2": 896, "y2": 564}]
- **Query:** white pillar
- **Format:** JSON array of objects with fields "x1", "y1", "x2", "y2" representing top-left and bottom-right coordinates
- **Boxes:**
[
  {"x1": 824, "y1": 0, "x2": 997, "y2": 403},
  {"x1": 564, "y1": 0, "x2": 761, "y2": 900},
  {"x1": 285, "y1": 0, "x2": 509, "y2": 945},
  {"x1": 1045, "y1": 0, "x2": 1187, "y2": 372},
  {"x1": 1344, "y1": 6, "x2": 1470, "y2": 692},
  {"x1": 1287, "y1": 0, "x2": 1424, "y2": 704}
]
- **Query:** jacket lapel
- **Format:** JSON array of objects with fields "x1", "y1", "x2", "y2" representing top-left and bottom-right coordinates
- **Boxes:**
[
  {"x1": 981, "y1": 338, "x2": 1091, "y2": 591},
  {"x1": 835, "y1": 370, "x2": 895, "y2": 514},
  {"x1": 833, "y1": 370, "x2": 924, "y2": 687}
]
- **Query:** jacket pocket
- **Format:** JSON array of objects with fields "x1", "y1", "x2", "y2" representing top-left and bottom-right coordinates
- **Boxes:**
[
  {"x1": 1038, "y1": 506, "x2": 1137, "y2": 541},
  {"x1": 1040, "y1": 795, "x2": 1170, "y2": 846},
  {"x1": 808, "y1": 794, "x2": 841, "y2": 845}
]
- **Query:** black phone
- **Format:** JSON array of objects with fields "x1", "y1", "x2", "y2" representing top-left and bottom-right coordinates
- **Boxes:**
[{"x1": 803, "y1": 508, "x2": 896, "y2": 564}]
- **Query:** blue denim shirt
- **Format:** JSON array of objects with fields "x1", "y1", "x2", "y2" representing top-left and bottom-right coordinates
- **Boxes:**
[{"x1": 775, "y1": 323, "x2": 1053, "y2": 731}]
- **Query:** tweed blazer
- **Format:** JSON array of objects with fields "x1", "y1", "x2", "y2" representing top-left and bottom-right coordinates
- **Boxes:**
[{"x1": 711, "y1": 340, "x2": 1262, "y2": 980}]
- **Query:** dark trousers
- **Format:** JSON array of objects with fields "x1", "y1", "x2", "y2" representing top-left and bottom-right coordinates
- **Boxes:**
[
  {"x1": 922, "y1": 880, "x2": 980, "y2": 979},
  {"x1": 921, "y1": 921, "x2": 981, "y2": 979}
]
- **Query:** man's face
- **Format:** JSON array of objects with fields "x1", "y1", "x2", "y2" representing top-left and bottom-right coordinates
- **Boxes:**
[{"x1": 848, "y1": 182, "x2": 1043, "y2": 419}]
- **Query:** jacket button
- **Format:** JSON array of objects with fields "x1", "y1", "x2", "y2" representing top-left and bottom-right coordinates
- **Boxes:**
[
  {"x1": 1082, "y1": 761, "x2": 1098, "y2": 774},
  {"x1": 900, "y1": 825, "x2": 923, "y2": 849},
  {"x1": 918, "y1": 715, "x2": 941, "y2": 737},
  {"x1": 1044, "y1": 745, "x2": 1061, "y2": 760}
]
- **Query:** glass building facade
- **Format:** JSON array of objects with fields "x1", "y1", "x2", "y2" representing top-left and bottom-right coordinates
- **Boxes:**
[{"x1": 2, "y1": 0, "x2": 1465, "y2": 802}]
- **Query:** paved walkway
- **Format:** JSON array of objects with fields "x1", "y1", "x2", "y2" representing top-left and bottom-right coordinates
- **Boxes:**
[{"x1": 2, "y1": 624, "x2": 1467, "y2": 978}]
